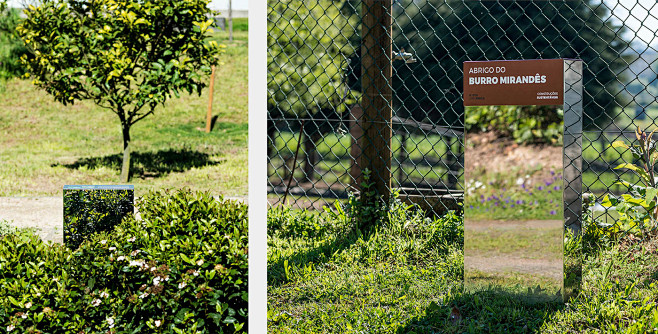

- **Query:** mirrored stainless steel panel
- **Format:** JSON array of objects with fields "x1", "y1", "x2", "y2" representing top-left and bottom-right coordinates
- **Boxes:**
[{"x1": 463, "y1": 59, "x2": 582, "y2": 303}]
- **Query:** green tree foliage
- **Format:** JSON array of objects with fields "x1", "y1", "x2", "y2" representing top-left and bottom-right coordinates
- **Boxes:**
[
  {"x1": 18, "y1": 0, "x2": 222, "y2": 181},
  {"x1": 267, "y1": 0, "x2": 357, "y2": 117},
  {"x1": 0, "y1": 0, "x2": 27, "y2": 79},
  {"x1": 64, "y1": 189, "x2": 134, "y2": 249},
  {"x1": 391, "y1": 0, "x2": 628, "y2": 129},
  {"x1": 268, "y1": 0, "x2": 359, "y2": 180}
]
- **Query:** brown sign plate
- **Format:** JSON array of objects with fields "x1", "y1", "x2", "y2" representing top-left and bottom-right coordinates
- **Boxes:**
[{"x1": 463, "y1": 59, "x2": 564, "y2": 106}]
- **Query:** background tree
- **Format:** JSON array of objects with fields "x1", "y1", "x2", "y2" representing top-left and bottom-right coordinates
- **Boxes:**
[
  {"x1": 390, "y1": 0, "x2": 629, "y2": 130},
  {"x1": 18, "y1": 0, "x2": 222, "y2": 181},
  {"x1": 0, "y1": 0, "x2": 28, "y2": 79},
  {"x1": 268, "y1": 0, "x2": 358, "y2": 181}
]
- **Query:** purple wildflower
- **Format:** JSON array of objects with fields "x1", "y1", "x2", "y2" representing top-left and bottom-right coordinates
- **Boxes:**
[
  {"x1": 549, "y1": 210, "x2": 556, "y2": 215},
  {"x1": 538, "y1": 186, "x2": 544, "y2": 191},
  {"x1": 516, "y1": 200, "x2": 523, "y2": 205},
  {"x1": 554, "y1": 186, "x2": 560, "y2": 191},
  {"x1": 511, "y1": 204, "x2": 515, "y2": 208},
  {"x1": 550, "y1": 170, "x2": 555, "y2": 176}
]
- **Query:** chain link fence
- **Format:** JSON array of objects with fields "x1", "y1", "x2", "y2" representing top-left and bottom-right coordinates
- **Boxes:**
[{"x1": 267, "y1": 0, "x2": 658, "y2": 221}]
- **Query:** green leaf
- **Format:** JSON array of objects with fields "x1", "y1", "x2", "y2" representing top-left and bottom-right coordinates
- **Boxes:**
[
  {"x1": 180, "y1": 253, "x2": 194, "y2": 265},
  {"x1": 611, "y1": 140, "x2": 629, "y2": 149},
  {"x1": 646, "y1": 187, "x2": 658, "y2": 204},
  {"x1": 601, "y1": 194, "x2": 618, "y2": 207}
]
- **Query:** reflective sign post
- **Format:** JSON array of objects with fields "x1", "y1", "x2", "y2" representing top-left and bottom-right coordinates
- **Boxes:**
[{"x1": 463, "y1": 59, "x2": 582, "y2": 303}]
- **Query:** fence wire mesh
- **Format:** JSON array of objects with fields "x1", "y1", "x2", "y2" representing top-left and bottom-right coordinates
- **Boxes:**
[{"x1": 267, "y1": 0, "x2": 658, "y2": 225}]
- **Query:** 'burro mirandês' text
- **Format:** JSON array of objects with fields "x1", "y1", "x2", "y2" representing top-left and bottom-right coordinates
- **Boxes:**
[{"x1": 468, "y1": 74, "x2": 547, "y2": 85}]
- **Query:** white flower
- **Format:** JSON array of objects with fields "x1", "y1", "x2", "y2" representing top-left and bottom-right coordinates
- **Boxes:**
[
  {"x1": 117, "y1": 256, "x2": 126, "y2": 261},
  {"x1": 130, "y1": 250, "x2": 140, "y2": 256},
  {"x1": 196, "y1": 259, "x2": 204, "y2": 266},
  {"x1": 139, "y1": 293, "x2": 149, "y2": 299},
  {"x1": 207, "y1": 249, "x2": 213, "y2": 255},
  {"x1": 109, "y1": 247, "x2": 116, "y2": 251},
  {"x1": 153, "y1": 277, "x2": 162, "y2": 286},
  {"x1": 106, "y1": 317, "x2": 115, "y2": 328},
  {"x1": 129, "y1": 260, "x2": 144, "y2": 267},
  {"x1": 154, "y1": 320, "x2": 162, "y2": 327},
  {"x1": 178, "y1": 282, "x2": 187, "y2": 289},
  {"x1": 35, "y1": 292, "x2": 41, "y2": 297},
  {"x1": 7, "y1": 325, "x2": 14, "y2": 332},
  {"x1": 21, "y1": 312, "x2": 28, "y2": 319},
  {"x1": 516, "y1": 177, "x2": 524, "y2": 186},
  {"x1": 91, "y1": 298, "x2": 101, "y2": 307},
  {"x1": 150, "y1": 267, "x2": 156, "y2": 272},
  {"x1": 192, "y1": 270, "x2": 199, "y2": 277},
  {"x1": 100, "y1": 240, "x2": 107, "y2": 245},
  {"x1": 100, "y1": 291, "x2": 109, "y2": 299},
  {"x1": 128, "y1": 236, "x2": 136, "y2": 243},
  {"x1": 25, "y1": 302, "x2": 32, "y2": 309}
]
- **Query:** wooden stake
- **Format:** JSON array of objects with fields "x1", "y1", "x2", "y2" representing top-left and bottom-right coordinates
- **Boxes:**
[
  {"x1": 206, "y1": 65, "x2": 216, "y2": 133},
  {"x1": 228, "y1": 0, "x2": 233, "y2": 42}
]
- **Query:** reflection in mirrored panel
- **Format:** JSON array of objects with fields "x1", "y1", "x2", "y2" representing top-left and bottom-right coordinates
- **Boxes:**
[
  {"x1": 463, "y1": 105, "x2": 564, "y2": 303},
  {"x1": 562, "y1": 59, "x2": 583, "y2": 301}
]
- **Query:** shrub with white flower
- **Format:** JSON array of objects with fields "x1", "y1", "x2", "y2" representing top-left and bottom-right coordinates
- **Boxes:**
[
  {"x1": 100, "y1": 291, "x2": 109, "y2": 299},
  {"x1": 91, "y1": 298, "x2": 101, "y2": 307}
]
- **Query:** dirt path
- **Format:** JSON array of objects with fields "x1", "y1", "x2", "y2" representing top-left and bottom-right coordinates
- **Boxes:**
[
  {"x1": 465, "y1": 219, "x2": 563, "y2": 282},
  {"x1": 465, "y1": 255, "x2": 563, "y2": 281},
  {"x1": 0, "y1": 197, "x2": 63, "y2": 243},
  {"x1": 0, "y1": 196, "x2": 248, "y2": 245}
]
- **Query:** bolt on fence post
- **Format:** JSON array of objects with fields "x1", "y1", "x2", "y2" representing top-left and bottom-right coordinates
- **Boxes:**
[{"x1": 361, "y1": 0, "x2": 393, "y2": 202}]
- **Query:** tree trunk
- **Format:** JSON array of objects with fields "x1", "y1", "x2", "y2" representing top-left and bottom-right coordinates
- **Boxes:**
[{"x1": 120, "y1": 124, "x2": 131, "y2": 182}]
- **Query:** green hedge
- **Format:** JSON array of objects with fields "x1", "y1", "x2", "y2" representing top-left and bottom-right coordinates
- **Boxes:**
[
  {"x1": 465, "y1": 105, "x2": 563, "y2": 145},
  {"x1": 0, "y1": 189, "x2": 248, "y2": 333}
]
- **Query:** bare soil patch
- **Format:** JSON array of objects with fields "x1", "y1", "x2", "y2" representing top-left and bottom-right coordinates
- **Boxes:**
[
  {"x1": 466, "y1": 132, "x2": 562, "y2": 183},
  {"x1": 0, "y1": 197, "x2": 62, "y2": 243}
]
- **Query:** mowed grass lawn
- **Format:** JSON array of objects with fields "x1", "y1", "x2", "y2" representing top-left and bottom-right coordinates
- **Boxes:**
[
  {"x1": 0, "y1": 27, "x2": 247, "y2": 197},
  {"x1": 268, "y1": 203, "x2": 658, "y2": 333}
]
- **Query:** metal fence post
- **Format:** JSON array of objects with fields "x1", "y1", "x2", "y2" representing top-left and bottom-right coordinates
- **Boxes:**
[{"x1": 361, "y1": 0, "x2": 392, "y2": 201}]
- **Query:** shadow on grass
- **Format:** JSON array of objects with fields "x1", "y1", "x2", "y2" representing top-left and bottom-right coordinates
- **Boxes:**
[
  {"x1": 53, "y1": 148, "x2": 219, "y2": 178},
  {"x1": 267, "y1": 226, "x2": 372, "y2": 288},
  {"x1": 398, "y1": 286, "x2": 564, "y2": 333}
]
